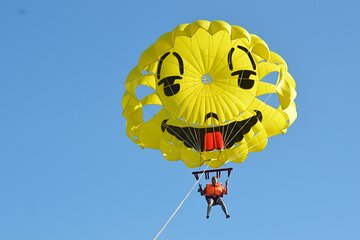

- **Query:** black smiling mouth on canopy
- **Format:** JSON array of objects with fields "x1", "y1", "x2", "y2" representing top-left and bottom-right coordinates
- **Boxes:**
[{"x1": 161, "y1": 110, "x2": 263, "y2": 152}]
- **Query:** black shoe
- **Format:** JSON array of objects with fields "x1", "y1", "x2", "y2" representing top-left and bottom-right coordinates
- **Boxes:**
[
  {"x1": 206, "y1": 215, "x2": 209, "y2": 219},
  {"x1": 226, "y1": 215, "x2": 230, "y2": 218}
]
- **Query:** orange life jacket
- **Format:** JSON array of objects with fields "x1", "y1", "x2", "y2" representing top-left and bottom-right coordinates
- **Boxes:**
[{"x1": 204, "y1": 183, "x2": 226, "y2": 197}]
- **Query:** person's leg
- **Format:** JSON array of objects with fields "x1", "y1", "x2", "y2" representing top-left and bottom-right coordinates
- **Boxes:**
[
  {"x1": 206, "y1": 198, "x2": 214, "y2": 218},
  {"x1": 217, "y1": 198, "x2": 230, "y2": 218}
]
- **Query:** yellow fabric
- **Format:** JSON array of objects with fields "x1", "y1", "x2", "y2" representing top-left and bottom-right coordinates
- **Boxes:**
[{"x1": 122, "y1": 20, "x2": 297, "y2": 168}]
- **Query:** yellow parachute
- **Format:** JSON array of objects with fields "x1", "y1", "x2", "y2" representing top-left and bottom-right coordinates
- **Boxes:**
[{"x1": 122, "y1": 20, "x2": 297, "y2": 168}]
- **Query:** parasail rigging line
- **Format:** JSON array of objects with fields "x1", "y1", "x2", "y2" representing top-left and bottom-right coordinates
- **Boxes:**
[{"x1": 153, "y1": 165, "x2": 210, "y2": 240}]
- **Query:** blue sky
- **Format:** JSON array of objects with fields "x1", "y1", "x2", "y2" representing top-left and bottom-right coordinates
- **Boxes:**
[{"x1": 1, "y1": 0, "x2": 359, "y2": 239}]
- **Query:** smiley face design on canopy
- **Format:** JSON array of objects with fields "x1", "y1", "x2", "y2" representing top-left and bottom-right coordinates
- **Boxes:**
[{"x1": 122, "y1": 20, "x2": 297, "y2": 168}]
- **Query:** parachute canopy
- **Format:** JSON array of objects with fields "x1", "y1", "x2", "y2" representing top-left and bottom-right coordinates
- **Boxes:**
[{"x1": 122, "y1": 20, "x2": 297, "y2": 168}]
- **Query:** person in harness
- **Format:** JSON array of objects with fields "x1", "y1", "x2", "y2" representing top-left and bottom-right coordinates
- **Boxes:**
[{"x1": 198, "y1": 176, "x2": 230, "y2": 219}]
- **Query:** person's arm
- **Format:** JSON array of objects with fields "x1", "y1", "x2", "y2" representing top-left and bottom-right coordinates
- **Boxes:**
[
  {"x1": 198, "y1": 184, "x2": 205, "y2": 196},
  {"x1": 224, "y1": 180, "x2": 229, "y2": 194},
  {"x1": 201, "y1": 185, "x2": 206, "y2": 196}
]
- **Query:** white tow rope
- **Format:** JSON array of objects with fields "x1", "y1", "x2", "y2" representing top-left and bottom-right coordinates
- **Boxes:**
[{"x1": 153, "y1": 166, "x2": 209, "y2": 240}]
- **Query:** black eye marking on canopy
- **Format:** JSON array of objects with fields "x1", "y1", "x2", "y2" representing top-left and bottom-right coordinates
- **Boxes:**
[
  {"x1": 161, "y1": 110, "x2": 262, "y2": 152},
  {"x1": 157, "y1": 52, "x2": 184, "y2": 96},
  {"x1": 237, "y1": 46, "x2": 256, "y2": 71},
  {"x1": 227, "y1": 46, "x2": 257, "y2": 89},
  {"x1": 157, "y1": 52, "x2": 170, "y2": 79},
  {"x1": 227, "y1": 47, "x2": 235, "y2": 71},
  {"x1": 172, "y1": 52, "x2": 184, "y2": 75}
]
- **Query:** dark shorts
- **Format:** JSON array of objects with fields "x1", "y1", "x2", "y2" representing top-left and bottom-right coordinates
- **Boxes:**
[{"x1": 205, "y1": 196, "x2": 223, "y2": 206}]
